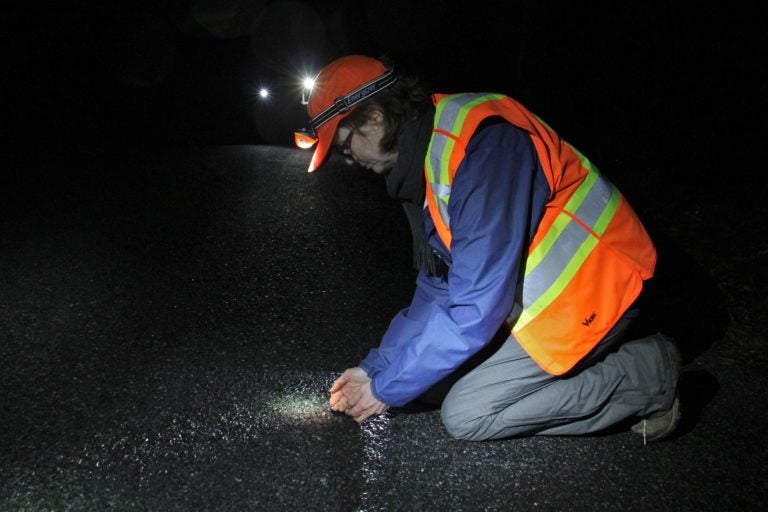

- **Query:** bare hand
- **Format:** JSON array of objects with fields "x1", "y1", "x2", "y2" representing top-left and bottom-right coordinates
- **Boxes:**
[
  {"x1": 343, "y1": 381, "x2": 389, "y2": 423},
  {"x1": 329, "y1": 367, "x2": 370, "y2": 412},
  {"x1": 329, "y1": 368, "x2": 389, "y2": 422}
]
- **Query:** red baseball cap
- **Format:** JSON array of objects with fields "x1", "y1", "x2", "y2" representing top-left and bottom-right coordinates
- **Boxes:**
[{"x1": 294, "y1": 55, "x2": 397, "y2": 172}]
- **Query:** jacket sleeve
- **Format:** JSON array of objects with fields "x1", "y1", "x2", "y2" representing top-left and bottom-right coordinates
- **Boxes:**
[
  {"x1": 359, "y1": 270, "x2": 448, "y2": 378},
  {"x1": 367, "y1": 122, "x2": 551, "y2": 406}
]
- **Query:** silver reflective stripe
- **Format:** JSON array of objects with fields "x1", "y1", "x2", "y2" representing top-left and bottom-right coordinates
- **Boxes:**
[
  {"x1": 430, "y1": 182, "x2": 451, "y2": 197},
  {"x1": 512, "y1": 170, "x2": 620, "y2": 330},
  {"x1": 573, "y1": 173, "x2": 613, "y2": 230},
  {"x1": 429, "y1": 133, "x2": 451, "y2": 191},
  {"x1": 436, "y1": 93, "x2": 490, "y2": 133},
  {"x1": 519, "y1": 214, "x2": 591, "y2": 310},
  {"x1": 428, "y1": 94, "x2": 501, "y2": 233}
]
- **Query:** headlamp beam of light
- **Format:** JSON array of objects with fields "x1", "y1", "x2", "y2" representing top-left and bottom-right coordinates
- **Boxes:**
[
  {"x1": 301, "y1": 76, "x2": 315, "y2": 105},
  {"x1": 294, "y1": 67, "x2": 397, "y2": 149}
]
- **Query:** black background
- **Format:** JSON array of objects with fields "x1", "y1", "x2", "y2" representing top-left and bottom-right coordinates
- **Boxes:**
[{"x1": 6, "y1": 1, "x2": 764, "y2": 154}]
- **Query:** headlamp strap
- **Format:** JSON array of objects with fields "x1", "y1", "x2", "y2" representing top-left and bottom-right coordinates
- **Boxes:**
[{"x1": 309, "y1": 67, "x2": 397, "y2": 132}]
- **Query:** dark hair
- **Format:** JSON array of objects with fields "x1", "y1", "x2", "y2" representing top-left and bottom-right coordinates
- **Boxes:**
[{"x1": 339, "y1": 64, "x2": 432, "y2": 153}]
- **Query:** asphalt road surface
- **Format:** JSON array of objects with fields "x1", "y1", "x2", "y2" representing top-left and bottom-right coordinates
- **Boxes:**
[{"x1": 2, "y1": 144, "x2": 766, "y2": 511}]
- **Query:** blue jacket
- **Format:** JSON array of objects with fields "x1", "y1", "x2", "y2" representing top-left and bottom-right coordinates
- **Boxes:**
[{"x1": 360, "y1": 121, "x2": 552, "y2": 406}]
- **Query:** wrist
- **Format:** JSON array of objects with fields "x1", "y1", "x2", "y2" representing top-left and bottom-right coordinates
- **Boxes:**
[
  {"x1": 369, "y1": 379, "x2": 386, "y2": 405},
  {"x1": 358, "y1": 361, "x2": 376, "y2": 378}
]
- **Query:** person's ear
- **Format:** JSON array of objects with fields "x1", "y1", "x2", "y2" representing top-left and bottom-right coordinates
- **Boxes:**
[{"x1": 368, "y1": 108, "x2": 385, "y2": 125}]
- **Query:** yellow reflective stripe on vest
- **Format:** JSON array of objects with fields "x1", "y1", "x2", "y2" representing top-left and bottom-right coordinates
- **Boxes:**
[
  {"x1": 513, "y1": 147, "x2": 620, "y2": 331},
  {"x1": 427, "y1": 93, "x2": 506, "y2": 232}
]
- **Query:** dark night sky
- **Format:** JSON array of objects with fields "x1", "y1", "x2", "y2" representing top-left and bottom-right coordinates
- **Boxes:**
[{"x1": 4, "y1": 1, "x2": 765, "y2": 187}]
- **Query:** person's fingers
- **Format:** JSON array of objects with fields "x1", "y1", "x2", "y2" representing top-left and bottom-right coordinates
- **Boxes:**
[
  {"x1": 351, "y1": 405, "x2": 375, "y2": 423},
  {"x1": 329, "y1": 375, "x2": 348, "y2": 393},
  {"x1": 329, "y1": 392, "x2": 342, "y2": 407},
  {"x1": 350, "y1": 402, "x2": 388, "y2": 423},
  {"x1": 343, "y1": 394, "x2": 361, "y2": 415},
  {"x1": 346, "y1": 399, "x2": 374, "y2": 420},
  {"x1": 341, "y1": 388, "x2": 362, "y2": 409},
  {"x1": 329, "y1": 391, "x2": 348, "y2": 412},
  {"x1": 330, "y1": 399, "x2": 347, "y2": 412}
]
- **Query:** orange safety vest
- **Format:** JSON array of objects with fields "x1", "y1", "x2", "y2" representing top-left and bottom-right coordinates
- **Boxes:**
[{"x1": 425, "y1": 93, "x2": 657, "y2": 375}]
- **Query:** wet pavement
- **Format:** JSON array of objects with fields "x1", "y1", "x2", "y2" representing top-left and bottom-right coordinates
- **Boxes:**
[{"x1": 2, "y1": 145, "x2": 767, "y2": 511}]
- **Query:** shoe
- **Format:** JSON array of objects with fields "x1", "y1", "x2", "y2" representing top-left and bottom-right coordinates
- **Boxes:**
[
  {"x1": 631, "y1": 395, "x2": 681, "y2": 443},
  {"x1": 630, "y1": 335, "x2": 682, "y2": 443}
]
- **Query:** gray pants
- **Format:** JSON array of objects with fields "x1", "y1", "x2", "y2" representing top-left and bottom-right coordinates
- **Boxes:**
[{"x1": 440, "y1": 322, "x2": 679, "y2": 441}]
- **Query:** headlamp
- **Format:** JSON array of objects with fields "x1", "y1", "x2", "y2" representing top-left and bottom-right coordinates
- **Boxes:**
[
  {"x1": 293, "y1": 66, "x2": 397, "y2": 149},
  {"x1": 294, "y1": 127, "x2": 318, "y2": 149}
]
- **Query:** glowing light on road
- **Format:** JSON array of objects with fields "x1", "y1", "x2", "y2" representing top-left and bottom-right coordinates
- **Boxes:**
[
  {"x1": 258, "y1": 87, "x2": 270, "y2": 99},
  {"x1": 265, "y1": 391, "x2": 333, "y2": 424}
]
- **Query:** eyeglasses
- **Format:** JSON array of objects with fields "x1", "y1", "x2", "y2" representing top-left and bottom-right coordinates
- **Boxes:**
[
  {"x1": 333, "y1": 127, "x2": 356, "y2": 154},
  {"x1": 294, "y1": 67, "x2": 397, "y2": 149}
]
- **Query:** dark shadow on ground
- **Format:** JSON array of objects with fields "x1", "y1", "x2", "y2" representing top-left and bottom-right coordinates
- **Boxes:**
[
  {"x1": 632, "y1": 232, "x2": 729, "y2": 365},
  {"x1": 676, "y1": 370, "x2": 720, "y2": 436}
]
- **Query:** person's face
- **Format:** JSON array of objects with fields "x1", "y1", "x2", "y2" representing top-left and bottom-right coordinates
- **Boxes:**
[{"x1": 334, "y1": 110, "x2": 398, "y2": 175}]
